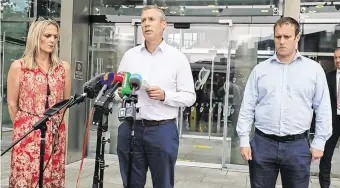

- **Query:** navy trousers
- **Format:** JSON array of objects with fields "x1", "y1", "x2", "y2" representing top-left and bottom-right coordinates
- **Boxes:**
[
  {"x1": 117, "y1": 119, "x2": 179, "y2": 188},
  {"x1": 249, "y1": 132, "x2": 312, "y2": 188}
]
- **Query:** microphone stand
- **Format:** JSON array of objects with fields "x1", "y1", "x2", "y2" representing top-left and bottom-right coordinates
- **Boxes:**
[
  {"x1": 1, "y1": 94, "x2": 84, "y2": 188},
  {"x1": 92, "y1": 86, "x2": 117, "y2": 188},
  {"x1": 124, "y1": 92, "x2": 139, "y2": 188}
]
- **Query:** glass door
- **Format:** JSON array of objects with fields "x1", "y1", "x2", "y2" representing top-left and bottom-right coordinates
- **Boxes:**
[
  {"x1": 87, "y1": 23, "x2": 136, "y2": 156},
  {"x1": 136, "y1": 21, "x2": 232, "y2": 166},
  {"x1": 1, "y1": 22, "x2": 28, "y2": 151}
]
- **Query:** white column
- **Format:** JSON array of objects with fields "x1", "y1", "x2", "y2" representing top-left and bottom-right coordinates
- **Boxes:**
[{"x1": 283, "y1": 0, "x2": 301, "y2": 21}]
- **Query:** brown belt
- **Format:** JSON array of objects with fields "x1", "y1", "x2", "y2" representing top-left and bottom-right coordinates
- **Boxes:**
[{"x1": 135, "y1": 118, "x2": 175, "y2": 126}]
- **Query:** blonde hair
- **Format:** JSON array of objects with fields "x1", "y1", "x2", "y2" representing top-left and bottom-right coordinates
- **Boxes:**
[
  {"x1": 22, "y1": 18, "x2": 60, "y2": 69},
  {"x1": 141, "y1": 5, "x2": 166, "y2": 21}
]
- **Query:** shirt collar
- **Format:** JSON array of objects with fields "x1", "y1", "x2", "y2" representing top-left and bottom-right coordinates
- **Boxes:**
[
  {"x1": 140, "y1": 39, "x2": 166, "y2": 53},
  {"x1": 271, "y1": 50, "x2": 302, "y2": 64}
]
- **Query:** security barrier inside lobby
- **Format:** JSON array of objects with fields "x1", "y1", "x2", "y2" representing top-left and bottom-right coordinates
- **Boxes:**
[{"x1": 1, "y1": 0, "x2": 340, "y2": 170}]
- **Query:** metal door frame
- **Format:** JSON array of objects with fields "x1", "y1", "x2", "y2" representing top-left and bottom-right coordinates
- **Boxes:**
[
  {"x1": 131, "y1": 18, "x2": 233, "y2": 168},
  {"x1": 88, "y1": 14, "x2": 280, "y2": 167}
]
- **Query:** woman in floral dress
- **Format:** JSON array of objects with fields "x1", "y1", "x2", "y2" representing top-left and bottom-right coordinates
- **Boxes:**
[{"x1": 6, "y1": 17, "x2": 71, "y2": 187}]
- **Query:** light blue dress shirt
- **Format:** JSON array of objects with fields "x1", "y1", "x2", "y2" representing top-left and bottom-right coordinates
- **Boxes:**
[{"x1": 236, "y1": 51, "x2": 332, "y2": 151}]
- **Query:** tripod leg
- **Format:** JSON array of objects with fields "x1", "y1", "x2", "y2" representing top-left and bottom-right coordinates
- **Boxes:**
[
  {"x1": 99, "y1": 136, "x2": 106, "y2": 188},
  {"x1": 92, "y1": 125, "x2": 102, "y2": 188},
  {"x1": 39, "y1": 124, "x2": 47, "y2": 188},
  {"x1": 127, "y1": 126, "x2": 135, "y2": 188}
]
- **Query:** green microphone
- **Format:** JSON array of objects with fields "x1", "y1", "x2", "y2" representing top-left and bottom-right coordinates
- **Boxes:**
[{"x1": 121, "y1": 72, "x2": 131, "y2": 97}]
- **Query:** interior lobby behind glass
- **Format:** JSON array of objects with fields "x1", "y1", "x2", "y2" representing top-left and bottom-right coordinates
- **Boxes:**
[{"x1": 1, "y1": 0, "x2": 340, "y2": 168}]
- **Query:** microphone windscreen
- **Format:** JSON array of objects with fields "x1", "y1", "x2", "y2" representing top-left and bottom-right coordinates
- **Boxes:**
[
  {"x1": 83, "y1": 73, "x2": 105, "y2": 99},
  {"x1": 101, "y1": 72, "x2": 115, "y2": 88},
  {"x1": 129, "y1": 74, "x2": 142, "y2": 90},
  {"x1": 121, "y1": 72, "x2": 132, "y2": 96},
  {"x1": 114, "y1": 72, "x2": 124, "y2": 85}
]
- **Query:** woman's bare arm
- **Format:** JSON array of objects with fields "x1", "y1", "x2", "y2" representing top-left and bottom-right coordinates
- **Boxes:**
[
  {"x1": 62, "y1": 60, "x2": 71, "y2": 99},
  {"x1": 7, "y1": 60, "x2": 21, "y2": 124}
]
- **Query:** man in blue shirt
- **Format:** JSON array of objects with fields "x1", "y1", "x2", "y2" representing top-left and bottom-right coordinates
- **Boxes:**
[{"x1": 236, "y1": 17, "x2": 332, "y2": 188}]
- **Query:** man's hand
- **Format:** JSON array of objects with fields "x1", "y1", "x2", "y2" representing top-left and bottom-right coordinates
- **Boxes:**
[
  {"x1": 310, "y1": 148, "x2": 323, "y2": 162},
  {"x1": 240, "y1": 147, "x2": 252, "y2": 161},
  {"x1": 146, "y1": 86, "x2": 165, "y2": 101},
  {"x1": 117, "y1": 87, "x2": 122, "y2": 98}
]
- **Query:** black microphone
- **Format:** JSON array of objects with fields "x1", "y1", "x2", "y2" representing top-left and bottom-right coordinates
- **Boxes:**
[
  {"x1": 83, "y1": 73, "x2": 105, "y2": 99},
  {"x1": 72, "y1": 73, "x2": 112, "y2": 105}
]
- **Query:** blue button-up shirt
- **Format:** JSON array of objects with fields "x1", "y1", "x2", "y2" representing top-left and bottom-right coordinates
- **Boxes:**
[{"x1": 236, "y1": 51, "x2": 332, "y2": 151}]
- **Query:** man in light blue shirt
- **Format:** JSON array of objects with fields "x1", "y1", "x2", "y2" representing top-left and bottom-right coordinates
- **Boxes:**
[{"x1": 236, "y1": 17, "x2": 332, "y2": 188}]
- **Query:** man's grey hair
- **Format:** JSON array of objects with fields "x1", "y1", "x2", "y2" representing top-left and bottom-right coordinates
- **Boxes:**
[{"x1": 141, "y1": 5, "x2": 166, "y2": 21}]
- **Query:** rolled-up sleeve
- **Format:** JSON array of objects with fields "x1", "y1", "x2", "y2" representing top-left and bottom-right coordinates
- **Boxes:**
[
  {"x1": 311, "y1": 65, "x2": 332, "y2": 151},
  {"x1": 236, "y1": 68, "x2": 258, "y2": 147}
]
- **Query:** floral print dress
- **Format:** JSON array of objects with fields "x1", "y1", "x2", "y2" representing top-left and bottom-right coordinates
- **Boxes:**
[{"x1": 9, "y1": 60, "x2": 66, "y2": 188}]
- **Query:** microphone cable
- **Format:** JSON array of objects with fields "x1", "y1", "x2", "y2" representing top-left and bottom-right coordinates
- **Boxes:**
[{"x1": 76, "y1": 107, "x2": 95, "y2": 188}]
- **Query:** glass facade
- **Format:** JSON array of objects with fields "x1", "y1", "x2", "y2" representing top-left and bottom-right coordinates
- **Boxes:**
[
  {"x1": 299, "y1": 1, "x2": 340, "y2": 73},
  {"x1": 88, "y1": 21, "x2": 275, "y2": 165},
  {"x1": 91, "y1": 0, "x2": 281, "y2": 16},
  {"x1": 1, "y1": 0, "x2": 34, "y2": 19},
  {"x1": 0, "y1": 0, "x2": 61, "y2": 147},
  {"x1": 1, "y1": 0, "x2": 339, "y2": 167},
  {"x1": 1, "y1": 22, "x2": 28, "y2": 129}
]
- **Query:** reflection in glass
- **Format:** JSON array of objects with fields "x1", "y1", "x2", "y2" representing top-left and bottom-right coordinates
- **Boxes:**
[
  {"x1": 37, "y1": 0, "x2": 61, "y2": 18},
  {"x1": 1, "y1": 23, "x2": 28, "y2": 147},
  {"x1": 227, "y1": 24, "x2": 274, "y2": 165},
  {"x1": 1, "y1": 0, "x2": 34, "y2": 18},
  {"x1": 90, "y1": 0, "x2": 282, "y2": 16},
  {"x1": 299, "y1": 24, "x2": 340, "y2": 53},
  {"x1": 88, "y1": 24, "x2": 135, "y2": 155},
  {"x1": 298, "y1": 24, "x2": 339, "y2": 74},
  {"x1": 88, "y1": 22, "x2": 275, "y2": 165},
  {"x1": 136, "y1": 23, "x2": 275, "y2": 165}
]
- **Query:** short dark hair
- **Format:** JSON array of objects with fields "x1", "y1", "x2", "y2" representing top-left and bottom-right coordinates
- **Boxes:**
[
  {"x1": 335, "y1": 47, "x2": 340, "y2": 52},
  {"x1": 274, "y1": 17, "x2": 300, "y2": 37}
]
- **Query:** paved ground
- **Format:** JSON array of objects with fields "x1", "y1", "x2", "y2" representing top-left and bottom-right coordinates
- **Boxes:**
[
  {"x1": 1, "y1": 128, "x2": 340, "y2": 187},
  {"x1": 1, "y1": 152, "x2": 340, "y2": 188}
]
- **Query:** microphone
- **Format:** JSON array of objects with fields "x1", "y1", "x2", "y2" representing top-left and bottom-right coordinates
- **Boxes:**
[
  {"x1": 102, "y1": 72, "x2": 125, "y2": 99},
  {"x1": 121, "y1": 72, "x2": 132, "y2": 97},
  {"x1": 129, "y1": 74, "x2": 142, "y2": 95},
  {"x1": 121, "y1": 74, "x2": 142, "y2": 122},
  {"x1": 94, "y1": 72, "x2": 115, "y2": 102},
  {"x1": 94, "y1": 72, "x2": 124, "y2": 108},
  {"x1": 83, "y1": 73, "x2": 105, "y2": 99},
  {"x1": 113, "y1": 72, "x2": 125, "y2": 88}
]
